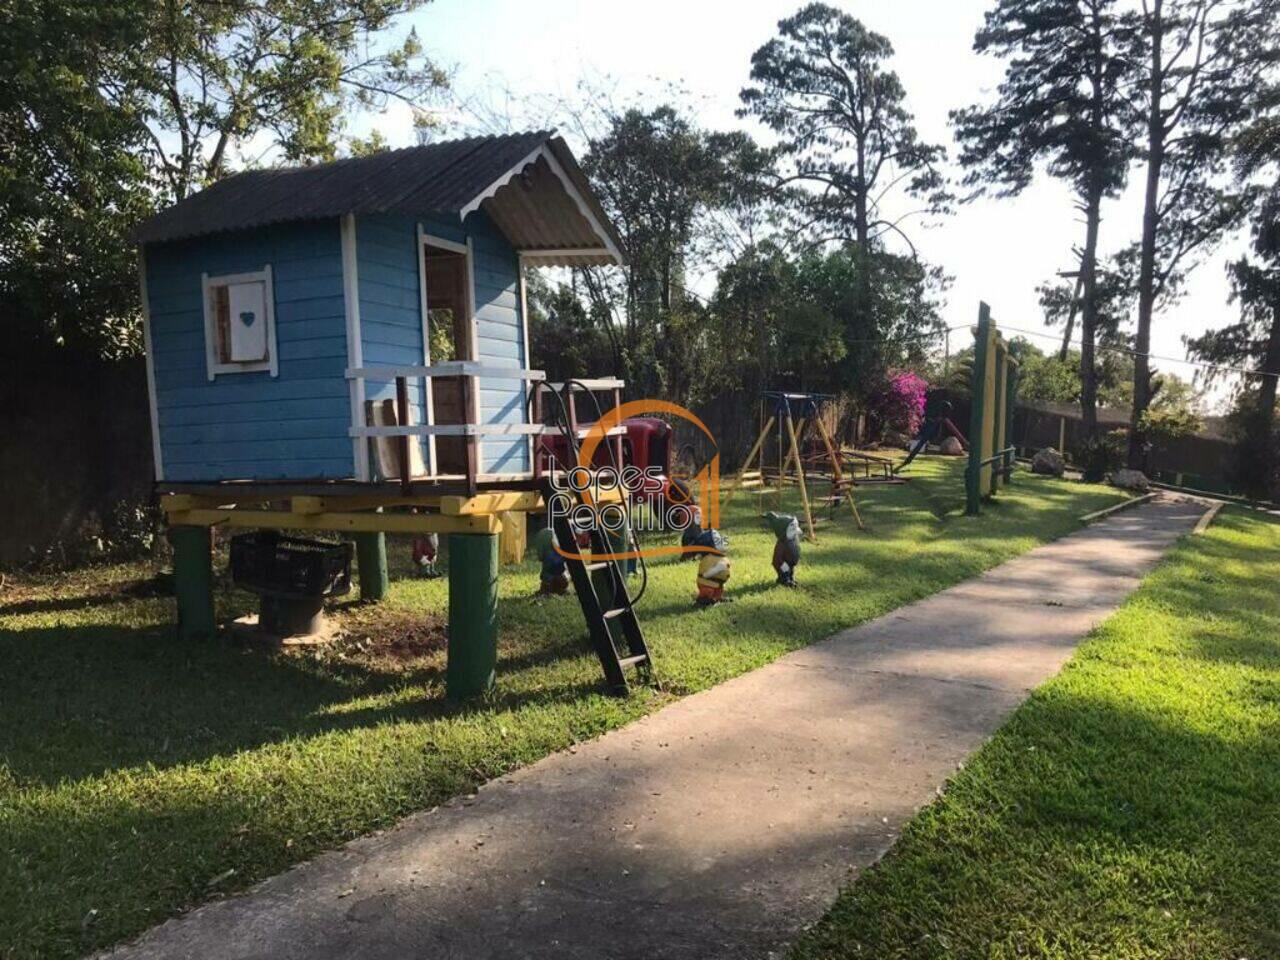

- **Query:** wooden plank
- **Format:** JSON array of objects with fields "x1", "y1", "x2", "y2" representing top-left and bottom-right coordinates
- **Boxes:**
[
  {"x1": 166, "y1": 508, "x2": 502, "y2": 535},
  {"x1": 1079, "y1": 492, "x2": 1157, "y2": 523},
  {"x1": 345, "y1": 361, "x2": 546, "y2": 381},
  {"x1": 350, "y1": 423, "x2": 546, "y2": 438},
  {"x1": 1192, "y1": 500, "x2": 1224, "y2": 535},
  {"x1": 159, "y1": 493, "x2": 278, "y2": 511},
  {"x1": 543, "y1": 378, "x2": 626, "y2": 390}
]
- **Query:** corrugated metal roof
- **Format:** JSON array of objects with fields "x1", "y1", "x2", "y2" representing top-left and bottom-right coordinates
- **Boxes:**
[{"x1": 132, "y1": 131, "x2": 625, "y2": 264}]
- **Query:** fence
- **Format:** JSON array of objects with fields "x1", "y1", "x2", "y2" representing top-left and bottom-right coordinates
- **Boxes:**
[{"x1": 0, "y1": 352, "x2": 155, "y2": 568}]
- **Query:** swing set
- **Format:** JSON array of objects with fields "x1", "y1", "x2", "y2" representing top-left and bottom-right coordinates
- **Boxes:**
[{"x1": 722, "y1": 391, "x2": 864, "y2": 542}]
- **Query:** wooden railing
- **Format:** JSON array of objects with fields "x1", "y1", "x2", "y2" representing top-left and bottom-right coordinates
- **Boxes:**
[{"x1": 345, "y1": 363, "x2": 626, "y2": 492}]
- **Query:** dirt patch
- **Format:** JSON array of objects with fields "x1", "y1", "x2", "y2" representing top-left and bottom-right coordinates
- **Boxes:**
[{"x1": 327, "y1": 606, "x2": 449, "y2": 669}]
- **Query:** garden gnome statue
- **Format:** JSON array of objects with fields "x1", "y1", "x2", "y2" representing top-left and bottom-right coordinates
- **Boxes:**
[
  {"x1": 532, "y1": 527, "x2": 570, "y2": 596},
  {"x1": 764, "y1": 511, "x2": 802, "y2": 587},
  {"x1": 689, "y1": 528, "x2": 731, "y2": 606},
  {"x1": 411, "y1": 533, "x2": 440, "y2": 578}
]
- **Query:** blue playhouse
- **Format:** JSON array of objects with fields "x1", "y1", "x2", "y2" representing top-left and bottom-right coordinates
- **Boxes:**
[{"x1": 135, "y1": 131, "x2": 625, "y2": 493}]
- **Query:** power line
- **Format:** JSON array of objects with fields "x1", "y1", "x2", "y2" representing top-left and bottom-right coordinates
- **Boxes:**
[{"x1": 998, "y1": 323, "x2": 1280, "y2": 382}]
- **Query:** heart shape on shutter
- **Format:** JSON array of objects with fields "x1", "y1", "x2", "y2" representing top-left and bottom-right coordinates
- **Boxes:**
[{"x1": 239, "y1": 311, "x2": 256, "y2": 327}]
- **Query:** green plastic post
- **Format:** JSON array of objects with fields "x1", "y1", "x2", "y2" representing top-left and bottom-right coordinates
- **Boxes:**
[
  {"x1": 171, "y1": 525, "x2": 216, "y2": 641},
  {"x1": 966, "y1": 303, "x2": 993, "y2": 516},
  {"x1": 1005, "y1": 365, "x2": 1019, "y2": 485},
  {"x1": 355, "y1": 532, "x2": 388, "y2": 602},
  {"x1": 446, "y1": 533, "x2": 498, "y2": 698},
  {"x1": 991, "y1": 345, "x2": 1007, "y2": 495}
]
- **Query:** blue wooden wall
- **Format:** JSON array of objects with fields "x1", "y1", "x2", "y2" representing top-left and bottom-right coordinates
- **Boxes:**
[
  {"x1": 146, "y1": 210, "x2": 530, "y2": 483},
  {"x1": 355, "y1": 213, "x2": 430, "y2": 473},
  {"x1": 144, "y1": 220, "x2": 352, "y2": 481},
  {"x1": 462, "y1": 212, "x2": 530, "y2": 475},
  {"x1": 357, "y1": 210, "x2": 530, "y2": 476}
]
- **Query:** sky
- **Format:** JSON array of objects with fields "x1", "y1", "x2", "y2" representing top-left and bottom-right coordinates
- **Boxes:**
[{"x1": 362, "y1": 0, "x2": 1250, "y2": 410}]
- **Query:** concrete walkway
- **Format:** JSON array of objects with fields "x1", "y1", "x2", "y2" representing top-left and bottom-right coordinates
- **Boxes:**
[{"x1": 105, "y1": 497, "x2": 1206, "y2": 960}]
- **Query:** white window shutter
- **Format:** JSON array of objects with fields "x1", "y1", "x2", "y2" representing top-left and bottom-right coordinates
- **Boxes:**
[{"x1": 227, "y1": 281, "x2": 269, "y2": 362}]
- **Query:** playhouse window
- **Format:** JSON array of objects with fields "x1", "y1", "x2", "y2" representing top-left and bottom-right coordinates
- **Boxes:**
[{"x1": 202, "y1": 267, "x2": 278, "y2": 379}]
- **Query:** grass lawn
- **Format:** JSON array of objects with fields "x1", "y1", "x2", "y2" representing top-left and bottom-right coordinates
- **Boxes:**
[
  {"x1": 0, "y1": 459, "x2": 1126, "y2": 959},
  {"x1": 791, "y1": 506, "x2": 1280, "y2": 960}
]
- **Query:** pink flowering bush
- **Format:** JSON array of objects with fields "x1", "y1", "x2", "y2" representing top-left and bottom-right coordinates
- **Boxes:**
[{"x1": 868, "y1": 370, "x2": 928, "y2": 438}]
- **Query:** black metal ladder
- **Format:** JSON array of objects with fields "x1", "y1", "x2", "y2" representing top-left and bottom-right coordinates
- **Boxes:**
[
  {"x1": 536, "y1": 379, "x2": 654, "y2": 694},
  {"x1": 546, "y1": 483, "x2": 652, "y2": 692}
]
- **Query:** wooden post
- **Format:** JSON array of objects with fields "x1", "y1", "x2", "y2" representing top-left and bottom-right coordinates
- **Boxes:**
[
  {"x1": 172, "y1": 525, "x2": 215, "y2": 641},
  {"x1": 355, "y1": 532, "x2": 388, "y2": 601},
  {"x1": 498, "y1": 511, "x2": 526, "y2": 565},
  {"x1": 1058, "y1": 415, "x2": 1067, "y2": 455},
  {"x1": 781, "y1": 418, "x2": 809, "y2": 482},
  {"x1": 462, "y1": 373, "x2": 479, "y2": 495},
  {"x1": 532, "y1": 382, "x2": 544, "y2": 479},
  {"x1": 784, "y1": 408, "x2": 817, "y2": 542},
  {"x1": 814, "y1": 415, "x2": 864, "y2": 531},
  {"x1": 723, "y1": 414, "x2": 776, "y2": 507},
  {"x1": 612, "y1": 384, "x2": 624, "y2": 470},
  {"x1": 757, "y1": 399, "x2": 766, "y2": 483},
  {"x1": 395, "y1": 375, "x2": 412, "y2": 496},
  {"x1": 447, "y1": 532, "x2": 498, "y2": 698}
]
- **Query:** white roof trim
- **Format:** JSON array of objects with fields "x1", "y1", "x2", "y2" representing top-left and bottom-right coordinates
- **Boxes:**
[
  {"x1": 458, "y1": 144, "x2": 624, "y2": 266},
  {"x1": 520, "y1": 247, "x2": 613, "y2": 259},
  {"x1": 459, "y1": 145, "x2": 544, "y2": 219},
  {"x1": 539, "y1": 147, "x2": 625, "y2": 266}
]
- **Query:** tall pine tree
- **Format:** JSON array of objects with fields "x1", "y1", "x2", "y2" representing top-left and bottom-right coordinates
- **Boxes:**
[
  {"x1": 952, "y1": 0, "x2": 1137, "y2": 442},
  {"x1": 739, "y1": 3, "x2": 947, "y2": 256},
  {"x1": 1125, "y1": 0, "x2": 1270, "y2": 469},
  {"x1": 1185, "y1": 36, "x2": 1280, "y2": 498}
]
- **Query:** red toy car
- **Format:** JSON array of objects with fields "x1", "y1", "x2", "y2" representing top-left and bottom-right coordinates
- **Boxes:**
[{"x1": 537, "y1": 416, "x2": 672, "y2": 502}]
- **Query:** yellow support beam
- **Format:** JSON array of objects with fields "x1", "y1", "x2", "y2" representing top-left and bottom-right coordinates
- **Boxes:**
[
  {"x1": 165, "y1": 509, "x2": 502, "y2": 535},
  {"x1": 498, "y1": 511, "x2": 527, "y2": 564},
  {"x1": 436, "y1": 491, "x2": 545, "y2": 515},
  {"x1": 159, "y1": 491, "x2": 551, "y2": 516}
]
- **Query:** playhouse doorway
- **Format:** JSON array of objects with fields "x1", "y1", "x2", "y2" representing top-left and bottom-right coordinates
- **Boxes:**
[{"x1": 423, "y1": 239, "x2": 474, "y2": 475}]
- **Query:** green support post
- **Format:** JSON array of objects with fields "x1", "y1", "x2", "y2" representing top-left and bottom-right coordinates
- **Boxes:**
[
  {"x1": 1005, "y1": 365, "x2": 1019, "y2": 486},
  {"x1": 446, "y1": 532, "x2": 498, "y2": 699},
  {"x1": 991, "y1": 345, "x2": 1007, "y2": 495},
  {"x1": 355, "y1": 532, "x2": 388, "y2": 602},
  {"x1": 171, "y1": 525, "x2": 216, "y2": 641},
  {"x1": 966, "y1": 303, "x2": 993, "y2": 516}
]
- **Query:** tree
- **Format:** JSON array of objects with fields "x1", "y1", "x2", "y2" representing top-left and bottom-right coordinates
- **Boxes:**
[
  {"x1": 137, "y1": 0, "x2": 448, "y2": 202},
  {"x1": 711, "y1": 242, "x2": 943, "y2": 406},
  {"x1": 577, "y1": 106, "x2": 775, "y2": 403},
  {"x1": 526, "y1": 273, "x2": 615, "y2": 385},
  {"x1": 739, "y1": 2, "x2": 947, "y2": 255},
  {"x1": 1, "y1": 0, "x2": 446, "y2": 360},
  {"x1": 1186, "y1": 196, "x2": 1280, "y2": 496},
  {"x1": 0, "y1": 0, "x2": 154, "y2": 358},
  {"x1": 1013, "y1": 343, "x2": 1082, "y2": 405},
  {"x1": 952, "y1": 0, "x2": 1138, "y2": 443},
  {"x1": 1124, "y1": 0, "x2": 1272, "y2": 468}
]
